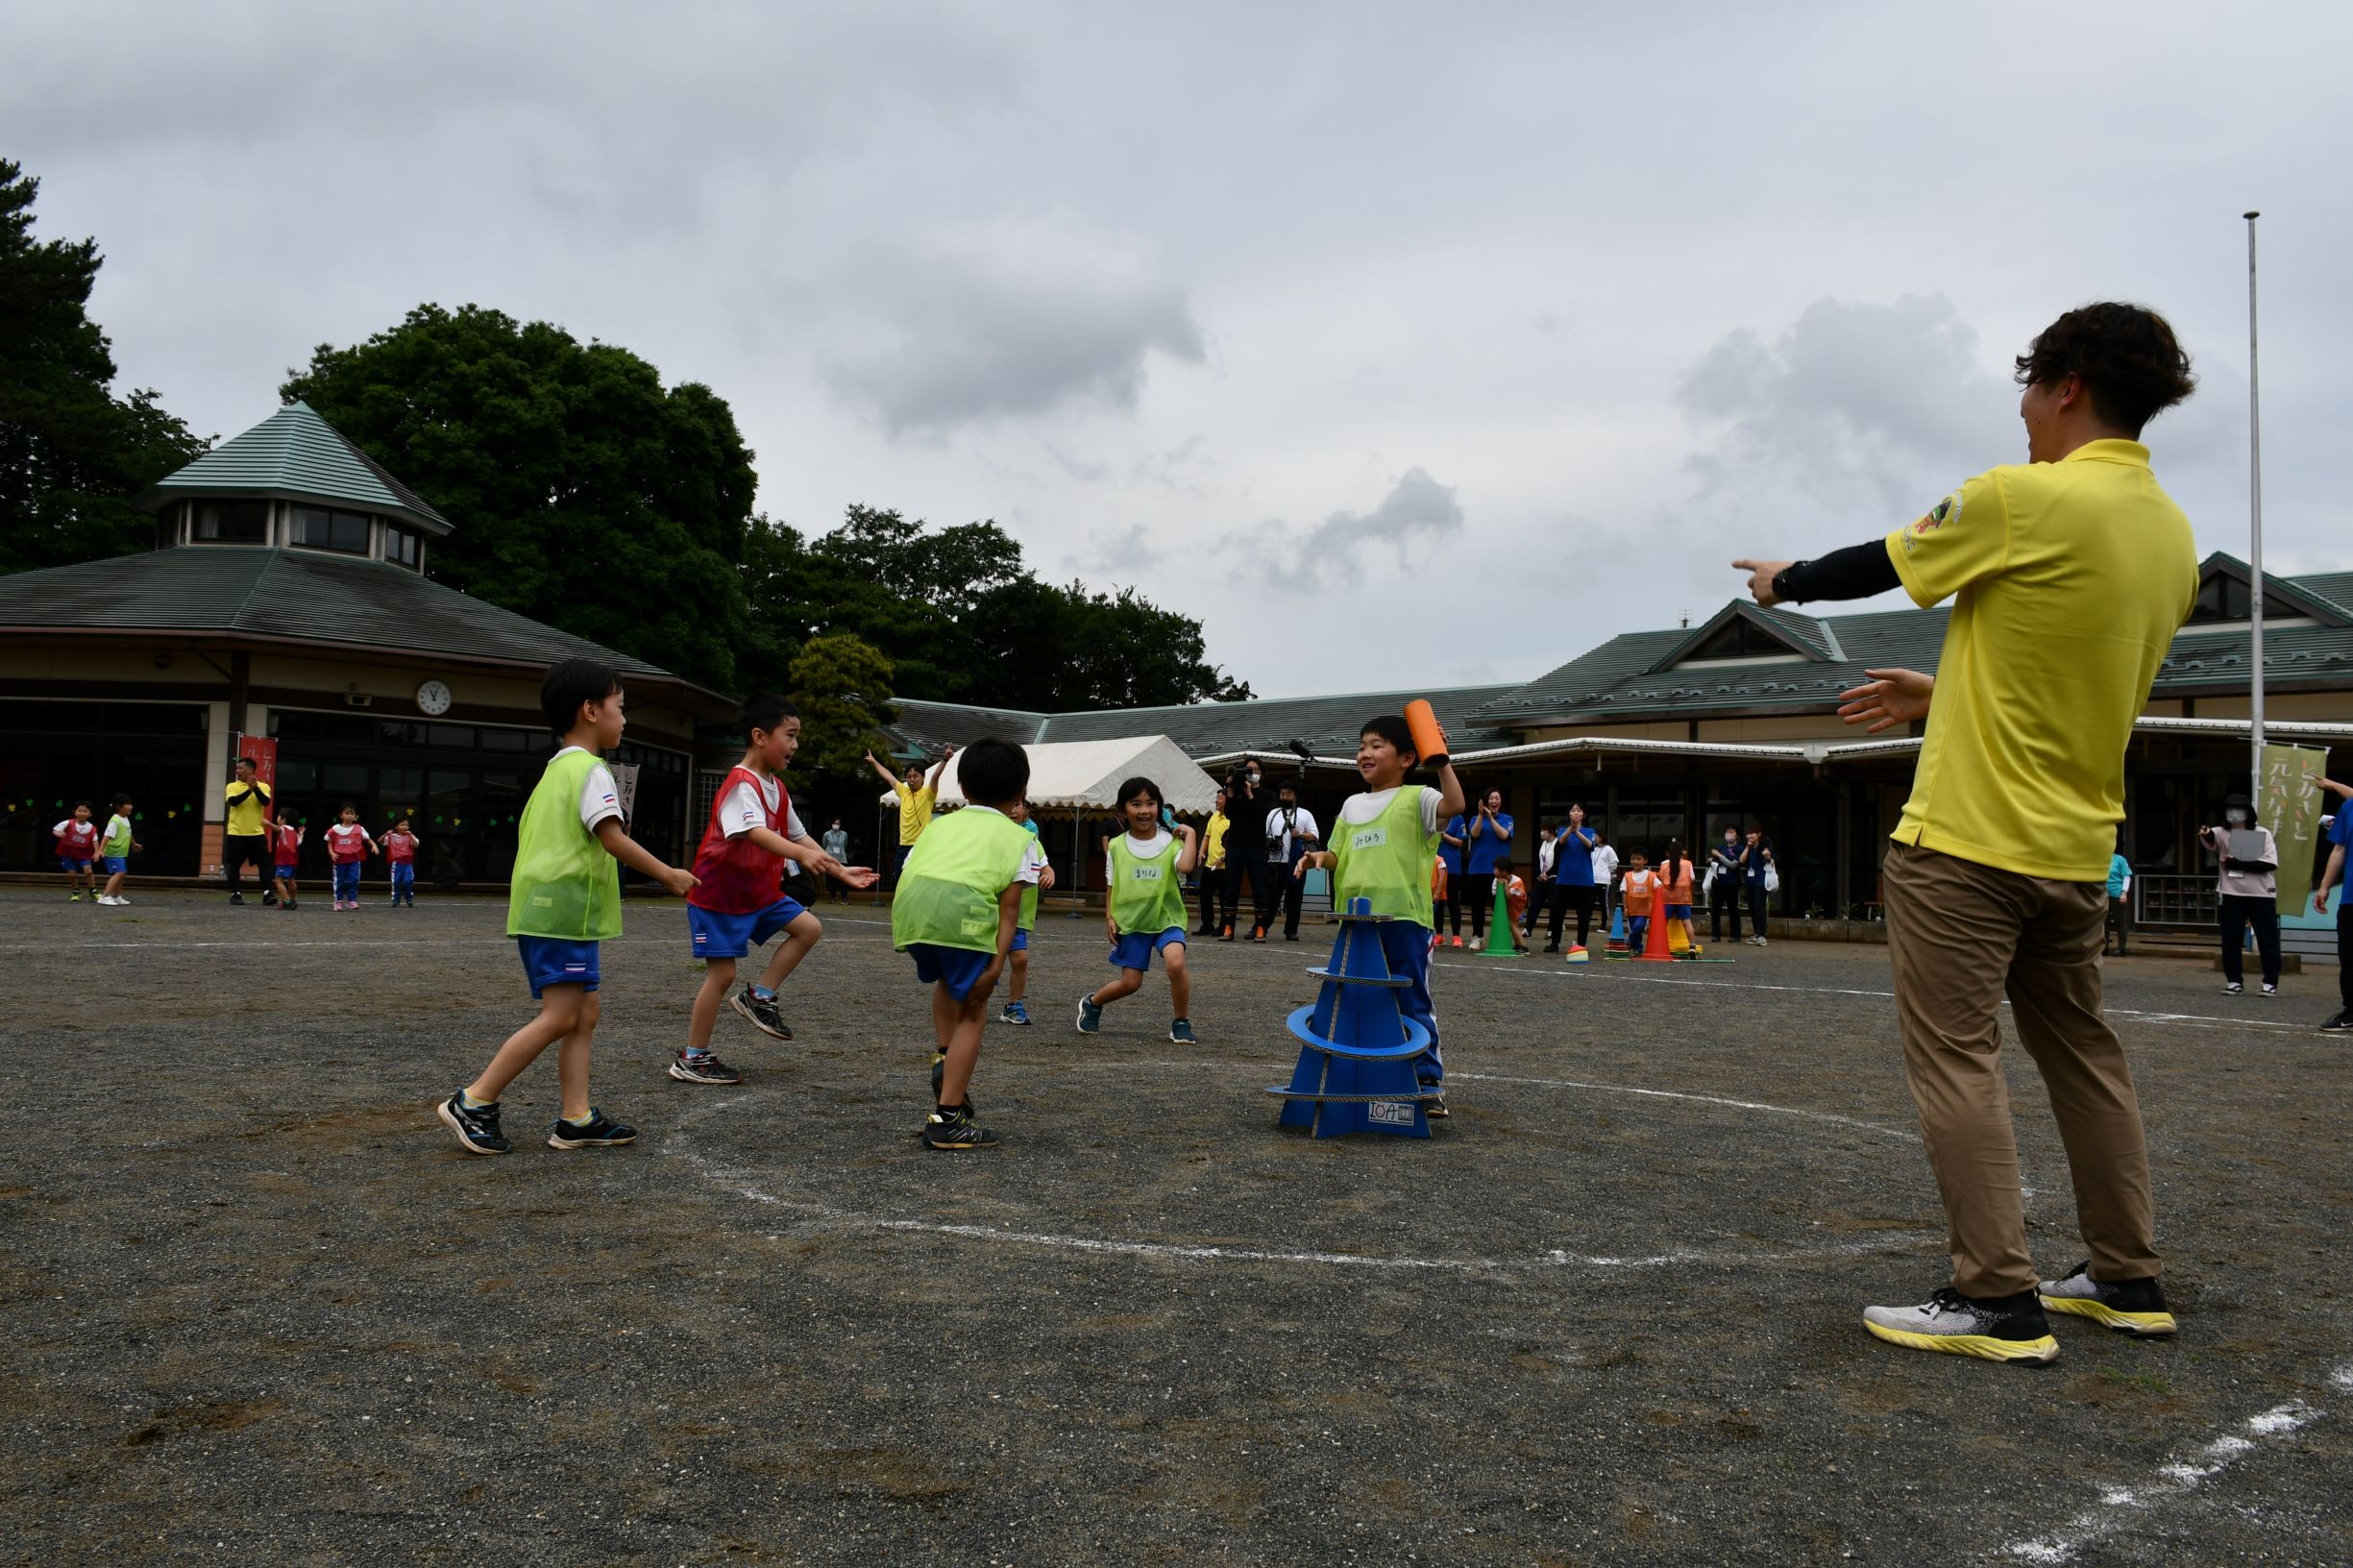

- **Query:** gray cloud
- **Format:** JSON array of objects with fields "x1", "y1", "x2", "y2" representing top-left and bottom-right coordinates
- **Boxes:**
[
  {"x1": 1255, "y1": 468, "x2": 1465, "y2": 594},
  {"x1": 821, "y1": 214, "x2": 1205, "y2": 437},
  {"x1": 1677, "y1": 294, "x2": 2017, "y2": 524}
]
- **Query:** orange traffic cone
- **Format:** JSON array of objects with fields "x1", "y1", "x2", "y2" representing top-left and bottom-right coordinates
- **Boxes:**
[{"x1": 1635, "y1": 906, "x2": 1674, "y2": 962}]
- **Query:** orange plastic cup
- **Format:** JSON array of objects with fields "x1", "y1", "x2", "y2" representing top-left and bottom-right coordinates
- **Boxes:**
[{"x1": 1404, "y1": 698, "x2": 1450, "y2": 770}]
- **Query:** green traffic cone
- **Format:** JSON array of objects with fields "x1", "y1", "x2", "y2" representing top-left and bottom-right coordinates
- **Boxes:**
[{"x1": 1478, "y1": 878, "x2": 1522, "y2": 957}]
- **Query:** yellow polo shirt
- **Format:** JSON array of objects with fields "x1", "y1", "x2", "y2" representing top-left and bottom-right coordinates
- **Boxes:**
[
  {"x1": 1885, "y1": 439, "x2": 2196, "y2": 882},
  {"x1": 223, "y1": 777, "x2": 273, "y2": 837},
  {"x1": 893, "y1": 779, "x2": 938, "y2": 846}
]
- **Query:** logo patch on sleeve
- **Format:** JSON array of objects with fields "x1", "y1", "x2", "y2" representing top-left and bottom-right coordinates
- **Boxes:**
[{"x1": 1911, "y1": 492, "x2": 1960, "y2": 536}]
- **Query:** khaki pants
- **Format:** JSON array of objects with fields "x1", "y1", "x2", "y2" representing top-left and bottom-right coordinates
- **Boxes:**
[{"x1": 1881, "y1": 842, "x2": 2160, "y2": 1298}]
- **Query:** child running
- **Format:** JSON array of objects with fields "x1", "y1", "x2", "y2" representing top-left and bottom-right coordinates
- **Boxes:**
[
  {"x1": 325, "y1": 804, "x2": 376, "y2": 911},
  {"x1": 999, "y1": 799, "x2": 1056, "y2": 1025},
  {"x1": 674, "y1": 694, "x2": 873, "y2": 1087},
  {"x1": 890, "y1": 737, "x2": 1043, "y2": 1150},
  {"x1": 95, "y1": 795, "x2": 139, "y2": 906},
  {"x1": 55, "y1": 802, "x2": 100, "y2": 901},
  {"x1": 383, "y1": 818, "x2": 422, "y2": 906},
  {"x1": 1077, "y1": 777, "x2": 1201, "y2": 1043},
  {"x1": 271, "y1": 814, "x2": 306, "y2": 911},
  {"x1": 437, "y1": 659, "x2": 698, "y2": 1156},
  {"x1": 1289, "y1": 716, "x2": 1466, "y2": 1114}
]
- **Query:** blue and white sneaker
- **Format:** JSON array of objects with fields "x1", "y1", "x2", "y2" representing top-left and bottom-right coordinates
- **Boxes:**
[
  {"x1": 1076, "y1": 996, "x2": 1103, "y2": 1034},
  {"x1": 1168, "y1": 1017, "x2": 1196, "y2": 1044},
  {"x1": 1000, "y1": 1000, "x2": 1032, "y2": 1025}
]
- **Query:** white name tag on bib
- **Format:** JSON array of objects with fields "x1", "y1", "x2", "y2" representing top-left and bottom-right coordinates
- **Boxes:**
[
  {"x1": 1132, "y1": 864, "x2": 1163, "y2": 881},
  {"x1": 1352, "y1": 826, "x2": 1388, "y2": 850}
]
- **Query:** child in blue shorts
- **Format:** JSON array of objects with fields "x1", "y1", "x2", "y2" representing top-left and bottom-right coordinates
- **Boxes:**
[
  {"x1": 54, "y1": 801, "x2": 100, "y2": 901},
  {"x1": 437, "y1": 659, "x2": 697, "y2": 1157},
  {"x1": 891, "y1": 738, "x2": 1045, "y2": 1150},
  {"x1": 998, "y1": 800, "x2": 1056, "y2": 1025},
  {"x1": 1077, "y1": 776, "x2": 1201, "y2": 1043},
  {"x1": 674, "y1": 693, "x2": 874, "y2": 1086}
]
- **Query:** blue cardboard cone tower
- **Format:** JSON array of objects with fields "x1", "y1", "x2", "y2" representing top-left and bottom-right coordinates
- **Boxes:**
[{"x1": 1266, "y1": 897, "x2": 1439, "y2": 1138}]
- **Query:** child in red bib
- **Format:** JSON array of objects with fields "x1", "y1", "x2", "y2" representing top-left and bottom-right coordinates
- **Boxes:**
[
  {"x1": 55, "y1": 802, "x2": 101, "y2": 901},
  {"x1": 674, "y1": 695, "x2": 874, "y2": 1085},
  {"x1": 383, "y1": 817, "x2": 422, "y2": 907},
  {"x1": 271, "y1": 816, "x2": 306, "y2": 911},
  {"x1": 325, "y1": 803, "x2": 376, "y2": 911}
]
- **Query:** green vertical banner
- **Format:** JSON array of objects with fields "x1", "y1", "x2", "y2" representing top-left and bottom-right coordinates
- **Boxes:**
[{"x1": 2258, "y1": 742, "x2": 2326, "y2": 914}]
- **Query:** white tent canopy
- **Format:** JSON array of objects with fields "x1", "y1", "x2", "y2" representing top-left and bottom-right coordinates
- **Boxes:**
[{"x1": 880, "y1": 735, "x2": 1222, "y2": 816}]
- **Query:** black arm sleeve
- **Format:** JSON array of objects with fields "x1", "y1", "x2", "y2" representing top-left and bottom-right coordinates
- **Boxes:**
[{"x1": 1778, "y1": 539, "x2": 1902, "y2": 604}]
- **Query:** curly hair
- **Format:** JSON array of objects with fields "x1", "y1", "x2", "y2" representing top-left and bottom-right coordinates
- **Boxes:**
[{"x1": 2013, "y1": 302, "x2": 2195, "y2": 436}]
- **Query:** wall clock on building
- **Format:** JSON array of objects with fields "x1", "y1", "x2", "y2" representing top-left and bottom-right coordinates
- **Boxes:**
[{"x1": 415, "y1": 679, "x2": 453, "y2": 717}]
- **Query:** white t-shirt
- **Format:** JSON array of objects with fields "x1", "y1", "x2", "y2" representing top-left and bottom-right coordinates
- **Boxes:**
[
  {"x1": 1104, "y1": 826, "x2": 1174, "y2": 884},
  {"x1": 1262, "y1": 805, "x2": 1320, "y2": 862},
  {"x1": 1592, "y1": 844, "x2": 1619, "y2": 883},
  {"x1": 553, "y1": 746, "x2": 623, "y2": 832},
  {"x1": 1336, "y1": 786, "x2": 1444, "y2": 834},
  {"x1": 719, "y1": 773, "x2": 806, "y2": 842},
  {"x1": 1536, "y1": 838, "x2": 1556, "y2": 877}
]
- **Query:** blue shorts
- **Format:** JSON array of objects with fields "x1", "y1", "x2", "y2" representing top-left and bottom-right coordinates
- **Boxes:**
[
  {"x1": 688, "y1": 896, "x2": 806, "y2": 960},
  {"x1": 907, "y1": 942, "x2": 995, "y2": 1003},
  {"x1": 1108, "y1": 927, "x2": 1187, "y2": 970},
  {"x1": 1010, "y1": 928, "x2": 1030, "y2": 953},
  {"x1": 101, "y1": 855, "x2": 127, "y2": 875},
  {"x1": 61, "y1": 858, "x2": 91, "y2": 873},
  {"x1": 1666, "y1": 903, "x2": 1692, "y2": 919},
  {"x1": 275, "y1": 865, "x2": 298, "y2": 879},
  {"x1": 517, "y1": 936, "x2": 601, "y2": 998}
]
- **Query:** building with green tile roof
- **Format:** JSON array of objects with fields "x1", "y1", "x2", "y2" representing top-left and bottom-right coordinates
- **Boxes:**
[{"x1": 1, "y1": 402, "x2": 727, "y2": 885}]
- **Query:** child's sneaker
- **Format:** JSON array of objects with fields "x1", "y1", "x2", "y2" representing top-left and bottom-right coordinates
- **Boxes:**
[
  {"x1": 1076, "y1": 996, "x2": 1103, "y2": 1034},
  {"x1": 669, "y1": 1049, "x2": 742, "y2": 1086},
  {"x1": 1169, "y1": 1017, "x2": 1197, "y2": 1044},
  {"x1": 67, "y1": 891, "x2": 81, "y2": 902},
  {"x1": 923, "y1": 1053, "x2": 978, "y2": 1122},
  {"x1": 921, "y1": 1105, "x2": 998, "y2": 1150},
  {"x1": 999, "y1": 1000, "x2": 1032, "y2": 1025},
  {"x1": 437, "y1": 1093, "x2": 510, "y2": 1156},
  {"x1": 2221, "y1": 981, "x2": 2243, "y2": 995},
  {"x1": 1861, "y1": 1285, "x2": 2058, "y2": 1364},
  {"x1": 1419, "y1": 1078, "x2": 1448, "y2": 1117},
  {"x1": 2037, "y1": 1262, "x2": 2177, "y2": 1336},
  {"x1": 546, "y1": 1108, "x2": 637, "y2": 1149},
  {"x1": 729, "y1": 985, "x2": 794, "y2": 1041}
]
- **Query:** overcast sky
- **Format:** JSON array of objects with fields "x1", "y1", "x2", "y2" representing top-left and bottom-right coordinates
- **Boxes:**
[{"x1": 9, "y1": 1, "x2": 2348, "y2": 699}]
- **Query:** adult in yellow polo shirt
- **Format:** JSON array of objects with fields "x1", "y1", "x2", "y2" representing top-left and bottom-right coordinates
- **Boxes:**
[
  {"x1": 221, "y1": 753, "x2": 276, "y2": 905},
  {"x1": 1736, "y1": 302, "x2": 2197, "y2": 1367},
  {"x1": 865, "y1": 746, "x2": 955, "y2": 886}
]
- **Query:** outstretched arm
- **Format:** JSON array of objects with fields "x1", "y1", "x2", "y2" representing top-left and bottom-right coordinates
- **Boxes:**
[
  {"x1": 594, "y1": 818, "x2": 698, "y2": 897},
  {"x1": 863, "y1": 750, "x2": 904, "y2": 790},
  {"x1": 1837, "y1": 668, "x2": 1934, "y2": 733}
]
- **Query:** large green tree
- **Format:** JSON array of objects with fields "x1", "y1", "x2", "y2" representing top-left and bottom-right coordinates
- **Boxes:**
[
  {"x1": 785, "y1": 633, "x2": 898, "y2": 776},
  {"x1": 282, "y1": 304, "x2": 770, "y2": 695},
  {"x1": 0, "y1": 158, "x2": 208, "y2": 575},
  {"x1": 748, "y1": 505, "x2": 1250, "y2": 709}
]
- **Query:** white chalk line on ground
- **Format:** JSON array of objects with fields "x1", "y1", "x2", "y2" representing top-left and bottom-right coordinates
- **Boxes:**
[
  {"x1": 1431, "y1": 958, "x2": 2319, "y2": 1033},
  {"x1": 669, "y1": 1134, "x2": 1922, "y2": 1279},
  {"x1": 2001, "y1": 1364, "x2": 2350, "y2": 1563},
  {"x1": 1444, "y1": 1070, "x2": 1913, "y2": 1139}
]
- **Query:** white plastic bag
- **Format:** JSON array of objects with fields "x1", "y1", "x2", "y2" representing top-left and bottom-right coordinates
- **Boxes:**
[{"x1": 1763, "y1": 863, "x2": 1780, "y2": 894}]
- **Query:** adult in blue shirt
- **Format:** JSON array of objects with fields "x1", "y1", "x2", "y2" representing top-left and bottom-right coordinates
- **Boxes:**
[
  {"x1": 2315, "y1": 777, "x2": 2353, "y2": 1033},
  {"x1": 1737, "y1": 827, "x2": 1775, "y2": 946},
  {"x1": 1549, "y1": 803, "x2": 1600, "y2": 952},
  {"x1": 1707, "y1": 825, "x2": 1747, "y2": 943},
  {"x1": 1461, "y1": 789, "x2": 1514, "y2": 944}
]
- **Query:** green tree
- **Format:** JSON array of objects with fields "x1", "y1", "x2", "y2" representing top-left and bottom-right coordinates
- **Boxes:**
[
  {"x1": 785, "y1": 633, "x2": 898, "y2": 775},
  {"x1": 282, "y1": 304, "x2": 762, "y2": 694},
  {"x1": 0, "y1": 158, "x2": 208, "y2": 575},
  {"x1": 744, "y1": 506, "x2": 1250, "y2": 709}
]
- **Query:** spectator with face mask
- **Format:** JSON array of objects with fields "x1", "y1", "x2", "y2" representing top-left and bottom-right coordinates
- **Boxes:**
[
  {"x1": 1262, "y1": 781, "x2": 1320, "y2": 942},
  {"x1": 1709, "y1": 825, "x2": 1747, "y2": 943},
  {"x1": 2204, "y1": 793, "x2": 2280, "y2": 996},
  {"x1": 1222, "y1": 760, "x2": 1272, "y2": 941}
]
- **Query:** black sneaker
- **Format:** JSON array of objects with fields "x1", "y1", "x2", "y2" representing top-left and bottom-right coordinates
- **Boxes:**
[
  {"x1": 1419, "y1": 1079, "x2": 1448, "y2": 1118},
  {"x1": 2037, "y1": 1262, "x2": 2177, "y2": 1336},
  {"x1": 1862, "y1": 1286, "x2": 2059, "y2": 1364},
  {"x1": 229, "y1": 891, "x2": 245, "y2": 906},
  {"x1": 436, "y1": 1092, "x2": 509, "y2": 1156},
  {"x1": 669, "y1": 1050, "x2": 742, "y2": 1086},
  {"x1": 547, "y1": 1108, "x2": 637, "y2": 1149},
  {"x1": 2320, "y1": 1010, "x2": 2353, "y2": 1034},
  {"x1": 730, "y1": 986, "x2": 793, "y2": 1041},
  {"x1": 921, "y1": 1105, "x2": 998, "y2": 1150},
  {"x1": 261, "y1": 891, "x2": 278, "y2": 906}
]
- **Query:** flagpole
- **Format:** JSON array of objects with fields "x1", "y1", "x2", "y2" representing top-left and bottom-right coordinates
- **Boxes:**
[{"x1": 2244, "y1": 209, "x2": 2264, "y2": 806}]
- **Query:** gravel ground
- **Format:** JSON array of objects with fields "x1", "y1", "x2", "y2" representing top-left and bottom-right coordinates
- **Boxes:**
[{"x1": 2, "y1": 887, "x2": 2347, "y2": 1566}]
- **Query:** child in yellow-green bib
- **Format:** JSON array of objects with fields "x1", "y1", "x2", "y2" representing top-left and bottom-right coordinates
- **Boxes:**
[
  {"x1": 436, "y1": 659, "x2": 698, "y2": 1158},
  {"x1": 1077, "y1": 776, "x2": 1201, "y2": 1043},
  {"x1": 1289, "y1": 714, "x2": 1466, "y2": 1115},
  {"x1": 891, "y1": 738, "x2": 1047, "y2": 1151}
]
